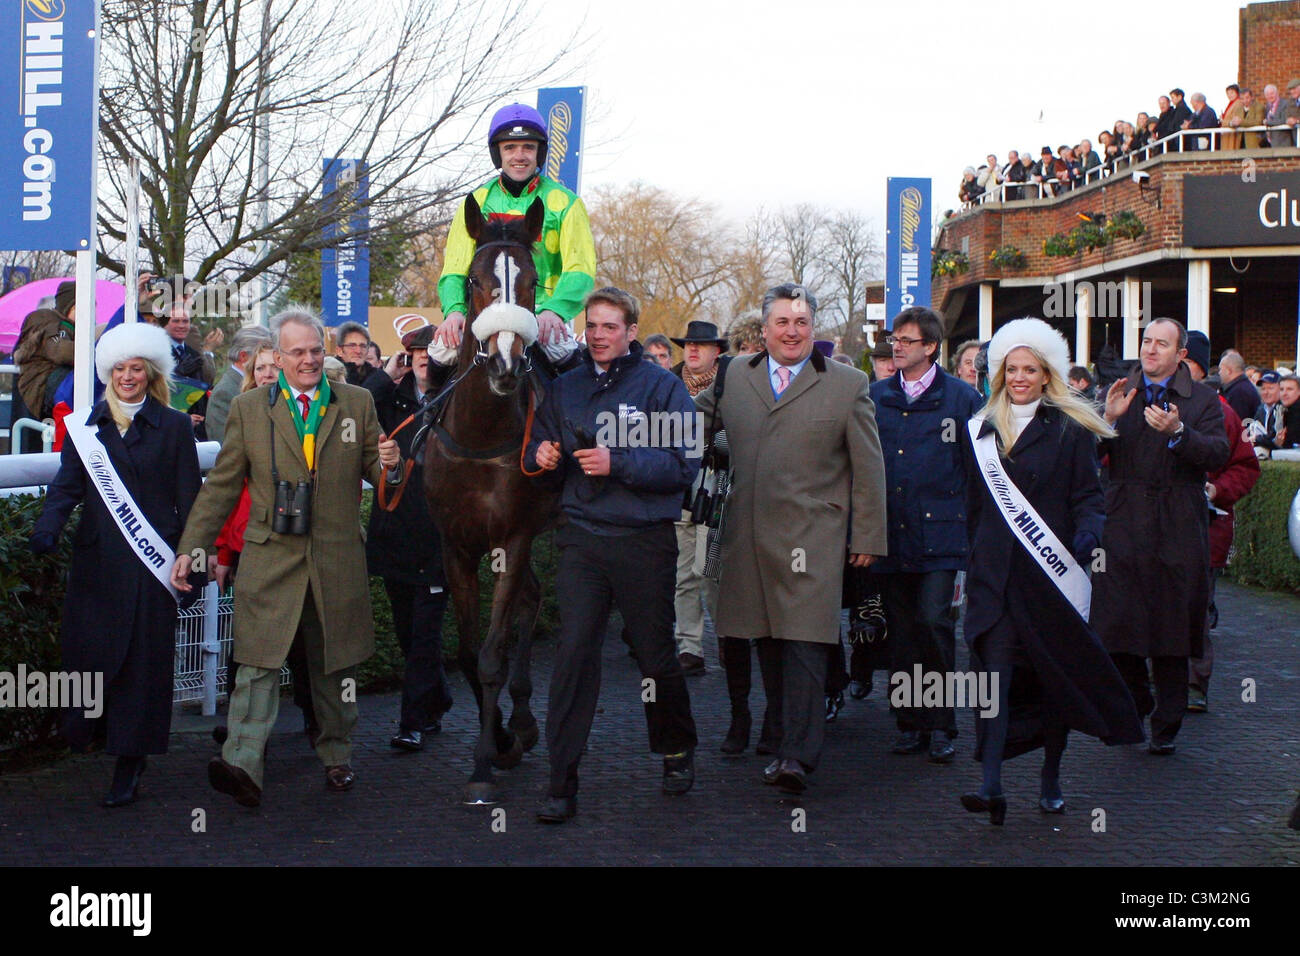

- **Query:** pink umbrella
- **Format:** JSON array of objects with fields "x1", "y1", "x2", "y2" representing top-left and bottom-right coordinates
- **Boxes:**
[{"x1": 0, "y1": 278, "x2": 128, "y2": 354}]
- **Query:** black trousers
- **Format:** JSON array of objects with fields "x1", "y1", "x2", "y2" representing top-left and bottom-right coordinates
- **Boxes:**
[
  {"x1": 546, "y1": 522, "x2": 697, "y2": 798},
  {"x1": 881, "y1": 570, "x2": 958, "y2": 735},
  {"x1": 1113, "y1": 653, "x2": 1187, "y2": 744},
  {"x1": 754, "y1": 638, "x2": 830, "y2": 772},
  {"x1": 384, "y1": 579, "x2": 454, "y2": 732}
]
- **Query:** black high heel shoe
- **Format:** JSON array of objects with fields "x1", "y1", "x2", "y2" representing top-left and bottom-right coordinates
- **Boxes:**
[
  {"x1": 102, "y1": 756, "x2": 147, "y2": 808},
  {"x1": 960, "y1": 791, "x2": 1007, "y2": 826},
  {"x1": 720, "y1": 711, "x2": 751, "y2": 755},
  {"x1": 1039, "y1": 796, "x2": 1066, "y2": 813}
]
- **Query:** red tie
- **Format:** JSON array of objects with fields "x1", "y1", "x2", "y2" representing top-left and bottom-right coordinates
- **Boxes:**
[{"x1": 298, "y1": 393, "x2": 311, "y2": 422}]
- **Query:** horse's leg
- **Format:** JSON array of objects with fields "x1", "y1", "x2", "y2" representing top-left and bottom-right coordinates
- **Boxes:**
[
  {"x1": 445, "y1": 546, "x2": 497, "y2": 803},
  {"x1": 507, "y1": 555, "x2": 541, "y2": 752},
  {"x1": 446, "y1": 547, "x2": 484, "y2": 712},
  {"x1": 479, "y1": 536, "x2": 536, "y2": 770}
]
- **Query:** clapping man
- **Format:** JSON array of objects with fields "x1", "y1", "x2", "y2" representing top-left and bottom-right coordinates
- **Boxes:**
[{"x1": 1091, "y1": 318, "x2": 1229, "y2": 755}]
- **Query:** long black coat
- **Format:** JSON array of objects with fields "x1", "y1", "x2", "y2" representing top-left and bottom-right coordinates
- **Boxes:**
[
  {"x1": 363, "y1": 370, "x2": 445, "y2": 587},
  {"x1": 1091, "y1": 362, "x2": 1229, "y2": 658},
  {"x1": 964, "y1": 406, "x2": 1144, "y2": 757},
  {"x1": 32, "y1": 397, "x2": 201, "y2": 755}
]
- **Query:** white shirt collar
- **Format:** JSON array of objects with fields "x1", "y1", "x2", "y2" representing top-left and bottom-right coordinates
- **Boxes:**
[{"x1": 289, "y1": 384, "x2": 318, "y2": 404}]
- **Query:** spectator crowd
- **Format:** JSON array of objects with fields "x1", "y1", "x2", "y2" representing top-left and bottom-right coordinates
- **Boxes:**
[{"x1": 958, "y1": 81, "x2": 1300, "y2": 204}]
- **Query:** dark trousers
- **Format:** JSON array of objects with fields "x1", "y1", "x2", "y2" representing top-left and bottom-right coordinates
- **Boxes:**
[
  {"x1": 754, "y1": 637, "x2": 830, "y2": 772},
  {"x1": 973, "y1": 616, "x2": 1068, "y2": 795},
  {"x1": 226, "y1": 635, "x2": 316, "y2": 732},
  {"x1": 1188, "y1": 569, "x2": 1219, "y2": 694},
  {"x1": 882, "y1": 570, "x2": 958, "y2": 735},
  {"x1": 1113, "y1": 653, "x2": 1187, "y2": 744},
  {"x1": 546, "y1": 523, "x2": 697, "y2": 798},
  {"x1": 384, "y1": 579, "x2": 453, "y2": 731}
]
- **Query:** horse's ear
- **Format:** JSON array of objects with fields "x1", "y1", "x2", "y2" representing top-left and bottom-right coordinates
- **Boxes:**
[
  {"x1": 464, "y1": 192, "x2": 486, "y2": 243},
  {"x1": 524, "y1": 197, "x2": 545, "y2": 244}
]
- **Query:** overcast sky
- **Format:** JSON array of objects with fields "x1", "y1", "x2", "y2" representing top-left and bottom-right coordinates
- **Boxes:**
[{"x1": 542, "y1": 0, "x2": 1240, "y2": 232}]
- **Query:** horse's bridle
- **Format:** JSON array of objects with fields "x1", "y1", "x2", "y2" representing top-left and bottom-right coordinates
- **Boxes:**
[{"x1": 463, "y1": 237, "x2": 538, "y2": 367}]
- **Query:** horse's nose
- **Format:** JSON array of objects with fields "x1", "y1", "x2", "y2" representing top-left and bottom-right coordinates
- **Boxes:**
[{"x1": 496, "y1": 331, "x2": 517, "y2": 374}]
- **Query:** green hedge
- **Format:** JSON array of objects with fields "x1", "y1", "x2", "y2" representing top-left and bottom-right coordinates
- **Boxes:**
[
  {"x1": 0, "y1": 494, "x2": 74, "y2": 757},
  {"x1": 0, "y1": 489, "x2": 561, "y2": 757},
  {"x1": 1228, "y1": 461, "x2": 1300, "y2": 592}
]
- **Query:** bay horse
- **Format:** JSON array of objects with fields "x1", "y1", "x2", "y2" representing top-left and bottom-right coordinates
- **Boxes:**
[{"x1": 423, "y1": 193, "x2": 559, "y2": 805}]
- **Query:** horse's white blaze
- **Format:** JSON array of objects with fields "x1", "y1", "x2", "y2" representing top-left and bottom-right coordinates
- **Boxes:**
[
  {"x1": 493, "y1": 251, "x2": 515, "y2": 305},
  {"x1": 496, "y1": 330, "x2": 516, "y2": 372}
]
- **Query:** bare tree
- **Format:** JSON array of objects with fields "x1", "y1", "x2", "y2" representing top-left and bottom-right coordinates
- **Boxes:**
[
  {"x1": 721, "y1": 208, "x2": 781, "y2": 323},
  {"x1": 818, "y1": 211, "x2": 882, "y2": 355},
  {"x1": 96, "y1": 0, "x2": 579, "y2": 293},
  {"x1": 587, "y1": 183, "x2": 734, "y2": 340},
  {"x1": 1, "y1": 250, "x2": 77, "y2": 285},
  {"x1": 774, "y1": 203, "x2": 828, "y2": 292}
]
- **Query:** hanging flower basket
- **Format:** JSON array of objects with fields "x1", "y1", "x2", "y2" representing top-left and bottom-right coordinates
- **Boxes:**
[
  {"x1": 932, "y1": 250, "x2": 970, "y2": 278},
  {"x1": 987, "y1": 245, "x2": 1027, "y2": 270}
]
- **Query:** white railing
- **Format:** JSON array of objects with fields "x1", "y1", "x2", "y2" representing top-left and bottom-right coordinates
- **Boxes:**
[
  {"x1": 963, "y1": 125, "x2": 1299, "y2": 208},
  {"x1": 174, "y1": 585, "x2": 292, "y2": 712},
  {"x1": 0, "y1": 441, "x2": 222, "y2": 494}
]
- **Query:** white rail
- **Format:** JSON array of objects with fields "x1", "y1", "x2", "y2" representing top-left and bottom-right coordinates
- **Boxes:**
[{"x1": 964, "y1": 125, "x2": 1298, "y2": 207}]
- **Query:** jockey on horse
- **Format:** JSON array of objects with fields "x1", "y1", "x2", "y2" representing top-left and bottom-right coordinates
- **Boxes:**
[{"x1": 432, "y1": 103, "x2": 595, "y2": 375}]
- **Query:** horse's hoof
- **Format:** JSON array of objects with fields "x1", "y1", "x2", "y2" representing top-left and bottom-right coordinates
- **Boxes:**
[
  {"x1": 510, "y1": 720, "x2": 540, "y2": 752},
  {"x1": 491, "y1": 734, "x2": 525, "y2": 770},
  {"x1": 462, "y1": 781, "x2": 498, "y2": 805}
]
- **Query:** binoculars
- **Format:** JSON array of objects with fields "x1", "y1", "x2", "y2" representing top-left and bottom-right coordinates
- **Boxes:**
[{"x1": 272, "y1": 478, "x2": 313, "y2": 535}]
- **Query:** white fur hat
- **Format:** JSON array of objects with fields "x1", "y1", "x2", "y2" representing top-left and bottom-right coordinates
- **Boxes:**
[
  {"x1": 95, "y1": 321, "x2": 176, "y2": 385},
  {"x1": 987, "y1": 318, "x2": 1071, "y2": 384}
]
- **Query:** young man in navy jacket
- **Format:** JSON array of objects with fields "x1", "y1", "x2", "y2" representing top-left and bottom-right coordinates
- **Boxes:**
[{"x1": 526, "y1": 287, "x2": 701, "y2": 823}]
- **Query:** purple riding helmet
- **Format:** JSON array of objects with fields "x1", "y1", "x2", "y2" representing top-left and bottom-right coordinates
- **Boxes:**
[{"x1": 488, "y1": 103, "x2": 549, "y2": 170}]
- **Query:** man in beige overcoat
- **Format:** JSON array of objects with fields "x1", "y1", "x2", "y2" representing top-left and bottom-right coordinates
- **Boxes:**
[
  {"x1": 171, "y1": 307, "x2": 401, "y2": 806},
  {"x1": 695, "y1": 283, "x2": 887, "y2": 794}
]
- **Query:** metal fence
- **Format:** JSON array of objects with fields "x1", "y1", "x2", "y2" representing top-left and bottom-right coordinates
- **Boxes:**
[{"x1": 173, "y1": 584, "x2": 291, "y2": 711}]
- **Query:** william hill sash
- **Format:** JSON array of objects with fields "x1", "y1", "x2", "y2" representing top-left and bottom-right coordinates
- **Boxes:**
[
  {"x1": 64, "y1": 409, "x2": 180, "y2": 603},
  {"x1": 968, "y1": 418, "x2": 1091, "y2": 619}
]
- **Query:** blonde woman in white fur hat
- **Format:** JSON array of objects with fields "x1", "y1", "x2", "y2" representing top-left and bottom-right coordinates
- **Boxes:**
[
  {"x1": 959, "y1": 318, "x2": 1143, "y2": 826},
  {"x1": 29, "y1": 322, "x2": 202, "y2": 808}
]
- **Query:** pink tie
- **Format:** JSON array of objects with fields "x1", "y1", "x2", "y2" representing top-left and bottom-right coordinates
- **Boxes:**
[{"x1": 776, "y1": 366, "x2": 791, "y2": 395}]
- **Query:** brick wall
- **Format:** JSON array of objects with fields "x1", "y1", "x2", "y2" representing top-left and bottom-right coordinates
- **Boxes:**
[
  {"x1": 1240, "y1": 280, "x2": 1299, "y2": 367},
  {"x1": 1240, "y1": 0, "x2": 1300, "y2": 95}
]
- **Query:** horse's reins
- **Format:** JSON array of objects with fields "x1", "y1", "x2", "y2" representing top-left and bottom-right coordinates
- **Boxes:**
[{"x1": 378, "y1": 236, "x2": 546, "y2": 511}]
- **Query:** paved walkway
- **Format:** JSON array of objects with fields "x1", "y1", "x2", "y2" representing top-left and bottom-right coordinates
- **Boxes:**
[{"x1": 1, "y1": 580, "x2": 1297, "y2": 866}]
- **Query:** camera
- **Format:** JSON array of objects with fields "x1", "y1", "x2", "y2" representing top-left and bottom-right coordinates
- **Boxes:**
[
  {"x1": 689, "y1": 486, "x2": 713, "y2": 524},
  {"x1": 272, "y1": 478, "x2": 313, "y2": 535},
  {"x1": 1131, "y1": 169, "x2": 1149, "y2": 183}
]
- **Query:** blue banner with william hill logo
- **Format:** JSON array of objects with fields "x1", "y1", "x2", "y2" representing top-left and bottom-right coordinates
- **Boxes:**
[
  {"x1": 884, "y1": 178, "x2": 931, "y2": 329},
  {"x1": 320, "y1": 158, "x2": 369, "y2": 327},
  {"x1": 0, "y1": 1, "x2": 99, "y2": 251},
  {"x1": 536, "y1": 87, "x2": 585, "y2": 193}
]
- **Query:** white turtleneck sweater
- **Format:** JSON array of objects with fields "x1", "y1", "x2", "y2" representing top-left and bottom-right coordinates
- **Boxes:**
[
  {"x1": 117, "y1": 398, "x2": 145, "y2": 435},
  {"x1": 1010, "y1": 398, "x2": 1041, "y2": 440}
]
